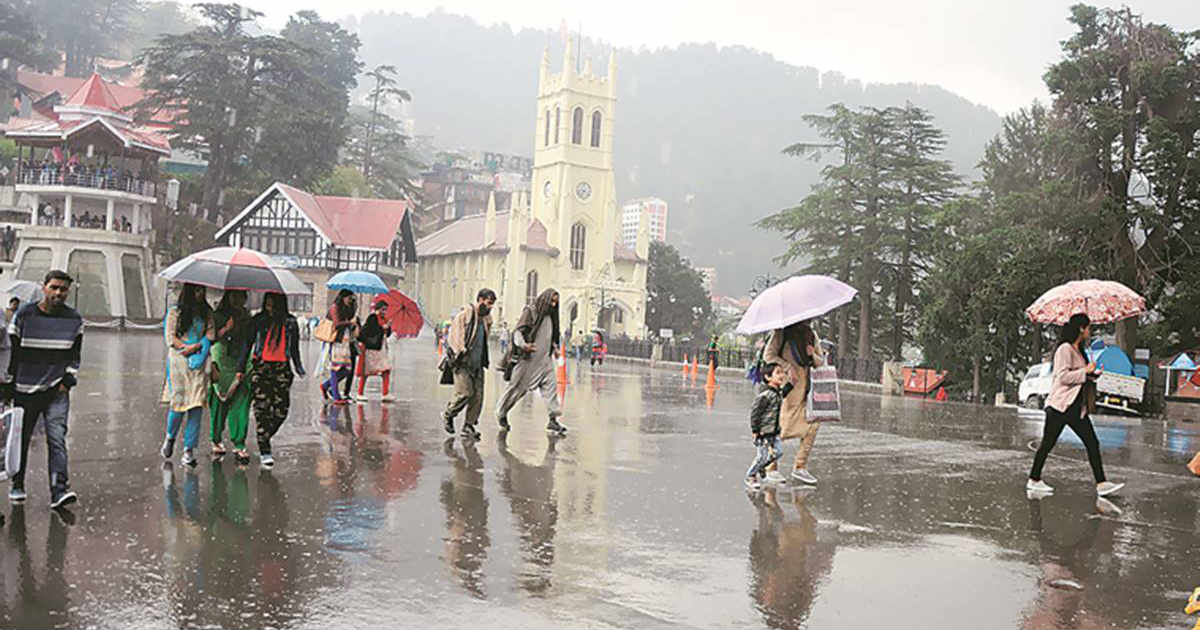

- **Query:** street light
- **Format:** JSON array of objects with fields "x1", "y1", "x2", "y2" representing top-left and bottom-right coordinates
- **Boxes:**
[{"x1": 748, "y1": 274, "x2": 781, "y2": 298}]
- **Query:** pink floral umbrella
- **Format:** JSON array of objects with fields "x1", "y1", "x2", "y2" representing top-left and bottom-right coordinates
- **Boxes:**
[{"x1": 1025, "y1": 279, "x2": 1146, "y2": 325}]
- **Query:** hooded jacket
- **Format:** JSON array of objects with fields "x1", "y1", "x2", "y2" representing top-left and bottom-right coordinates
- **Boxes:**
[{"x1": 750, "y1": 381, "x2": 795, "y2": 437}]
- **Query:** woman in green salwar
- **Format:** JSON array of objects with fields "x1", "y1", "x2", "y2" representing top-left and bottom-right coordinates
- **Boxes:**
[{"x1": 209, "y1": 290, "x2": 254, "y2": 464}]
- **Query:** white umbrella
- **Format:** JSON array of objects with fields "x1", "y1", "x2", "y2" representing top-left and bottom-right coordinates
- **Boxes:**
[{"x1": 736, "y1": 275, "x2": 857, "y2": 335}]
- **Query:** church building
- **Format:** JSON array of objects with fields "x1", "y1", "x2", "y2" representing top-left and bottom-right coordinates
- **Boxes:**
[{"x1": 414, "y1": 42, "x2": 648, "y2": 338}]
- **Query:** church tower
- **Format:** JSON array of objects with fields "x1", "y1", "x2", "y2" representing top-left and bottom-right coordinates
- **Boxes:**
[{"x1": 531, "y1": 41, "x2": 619, "y2": 275}]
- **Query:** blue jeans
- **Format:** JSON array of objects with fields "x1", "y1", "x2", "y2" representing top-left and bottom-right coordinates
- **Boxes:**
[
  {"x1": 166, "y1": 407, "x2": 203, "y2": 450},
  {"x1": 11, "y1": 388, "x2": 71, "y2": 490},
  {"x1": 746, "y1": 435, "x2": 782, "y2": 480}
]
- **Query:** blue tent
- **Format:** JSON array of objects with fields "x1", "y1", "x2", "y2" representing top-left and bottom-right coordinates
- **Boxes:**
[
  {"x1": 1087, "y1": 341, "x2": 1135, "y2": 377},
  {"x1": 1169, "y1": 352, "x2": 1197, "y2": 371}
]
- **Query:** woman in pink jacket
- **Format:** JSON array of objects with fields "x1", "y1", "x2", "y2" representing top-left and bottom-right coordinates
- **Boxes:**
[{"x1": 1027, "y1": 313, "x2": 1124, "y2": 497}]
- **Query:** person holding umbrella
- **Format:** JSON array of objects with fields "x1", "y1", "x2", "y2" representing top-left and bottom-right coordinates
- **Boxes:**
[
  {"x1": 322, "y1": 289, "x2": 358, "y2": 405},
  {"x1": 248, "y1": 293, "x2": 305, "y2": 469},
  {"x1": 161, "y1": 283, "x2": 216, "y2": 467},
  {"x1": 736, "y1": 275, "x2": 858, "y2": 486},
  {"x1": 762, "y1": 320, "x2": 824, "y2": 485},
  {"x1": 355, "y1": 299, "x2": 394, "y2": 402},
  {"x1": 1024, "y1": 280, "x2": 1140, "y2": 497},
  {"x1": 1026, "y1": 313, "x2": 1124, "y2": 497},
  {"x1": 209, "y1": 290, "x2": 253, "y2": 464}
]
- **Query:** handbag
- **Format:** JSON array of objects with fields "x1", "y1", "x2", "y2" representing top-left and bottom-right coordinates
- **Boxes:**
[
  {"x1": 806, "y1": 365, "x2": 842, "y2": 422},
  {"x1": 438, "y1": 348, "x2": 456, "y2": 385},
  {"x1": 313, "y1": 318, "x2": 336, "y2": 343},
  {"x1": 2, "y1": 405, "x2": 23, "y2": 477}
]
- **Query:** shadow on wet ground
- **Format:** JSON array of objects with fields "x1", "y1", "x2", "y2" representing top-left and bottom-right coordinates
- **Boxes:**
[{"x1": 1, "y1": 331, "x2": 1198, "y2": 628}]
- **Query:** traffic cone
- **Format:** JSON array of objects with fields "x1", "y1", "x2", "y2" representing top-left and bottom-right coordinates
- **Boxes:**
[
  {"x1": 682, "y1": 354, "x2": 689, "y2": 376},
  {"x1": 556, "y1": 345, "x2": 570, "y2": 386},
  {"x1": 706, "y1": 357, "x2": 717, "y2": 390},
  {"x1": 691, "y1": 356, "x2": 699, "y2": 378},
  {"x1": 705, "y1": 384, "x2": 715, "y2": 408}
]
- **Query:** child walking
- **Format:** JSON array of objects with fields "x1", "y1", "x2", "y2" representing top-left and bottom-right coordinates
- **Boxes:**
[{"x1": 746, "y1": 363, "x2": 793, "y2": 491}]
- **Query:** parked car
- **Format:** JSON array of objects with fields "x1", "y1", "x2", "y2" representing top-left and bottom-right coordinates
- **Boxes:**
[{"x1": 1019, "y1": 362, "x2": 1053, "y2": 409}]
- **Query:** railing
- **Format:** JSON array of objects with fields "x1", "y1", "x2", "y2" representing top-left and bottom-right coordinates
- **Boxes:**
[
  {"x1": 604, "y1": 338, "x2": 884, "y2": 383},
  {"x1": 15, "y1": 168, "x2": 158, "y2": 198},
  {"x1": 835, "y1": 356, "x2": 884, "y2": 384}
]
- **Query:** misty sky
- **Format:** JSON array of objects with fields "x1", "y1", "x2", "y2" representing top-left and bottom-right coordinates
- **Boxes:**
[{"x1": 239, "y1": 0, "x2": 1196, "y2": 115}]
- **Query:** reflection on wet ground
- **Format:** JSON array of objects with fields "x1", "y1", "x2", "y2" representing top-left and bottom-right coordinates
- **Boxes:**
[{"x1": 1, "y1": 331, "x2": 1199, "y2": 628}]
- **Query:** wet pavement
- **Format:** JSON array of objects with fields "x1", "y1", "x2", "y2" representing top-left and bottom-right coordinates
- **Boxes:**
[{"x1": 2, "y1": 331, "x2": 1200, "y2": 628}]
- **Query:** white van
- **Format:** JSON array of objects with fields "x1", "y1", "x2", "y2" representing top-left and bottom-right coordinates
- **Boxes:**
[{"x1": 1018, "y1": 362, "x2": 1053, "y2": 409}]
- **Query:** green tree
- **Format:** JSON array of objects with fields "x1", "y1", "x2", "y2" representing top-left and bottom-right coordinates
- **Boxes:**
[
  {"x1": 1044, "y1": 4, "x2": 1200, "y2": 353},
  {"x1": 137, "y1": 4, "x2": 348, "y2": 213},
  {"x1": 124, "y1": 1, "x2": 197, "y2": 59},
  {"x1": 342, "y1": 104, "x2": 422, "y2": 200},
  {"x1": 360, "y1": 64, "x2": 411, "y2": 182},
  {"x1": 32, "y1": 0, "x2": 137, "y2": 77},
  {"x1": 646, "y1": 241, "x2": 712, "y2": 339},
  {"x1": 0, "y1": 0, "x2": 59, "y2": 100},
  {"x1": 312, "y1": 164, "x2": 369, "y2": 197}
]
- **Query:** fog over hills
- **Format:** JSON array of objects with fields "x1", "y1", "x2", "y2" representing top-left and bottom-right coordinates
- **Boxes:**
[{"x1": 344, "y1": 10, "x2": 1002, "y2": 294}]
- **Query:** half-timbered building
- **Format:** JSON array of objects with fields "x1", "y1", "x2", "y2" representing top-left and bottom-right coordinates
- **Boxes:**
[{"x1": 215, "y1": 182, "x2": 416, "y2": 316}]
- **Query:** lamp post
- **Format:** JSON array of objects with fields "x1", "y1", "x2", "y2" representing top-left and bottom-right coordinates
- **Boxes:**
[{"x1": 747, "y1": 273, "x2": 781, "y2": 298}]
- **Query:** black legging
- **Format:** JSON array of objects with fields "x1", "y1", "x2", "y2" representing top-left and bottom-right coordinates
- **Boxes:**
[{"x1": 1029, "y1": 393, "x2": 1107, "y2": 483}]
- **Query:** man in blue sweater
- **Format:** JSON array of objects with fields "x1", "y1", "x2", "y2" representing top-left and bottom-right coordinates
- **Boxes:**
[{"x1": 4, "y1": 270, "x2": 83, "y2": 508}]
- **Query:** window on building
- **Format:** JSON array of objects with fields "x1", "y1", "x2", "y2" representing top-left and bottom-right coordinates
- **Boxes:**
[
  {"x1": 614, "y1": 307, "x2": 624, "y2": 324},
  {"x1": 590, "y1": 111, "x2": 602, "y2": 147},
  {"x1": 554, "y1": 107, "x2": 560, "y2": 144},
  {"x1": 526, "y1": 270, "x2": 538, "y2": 306},
  {"x1": 544, "y1": 109, "x2": 550, "y2": 146},
  {"x1": 570, "y1": 222, "x2": 586, "y2": 270},
  {"x1": 571, "y1": 107, "x2": 583, "y2": 144}
]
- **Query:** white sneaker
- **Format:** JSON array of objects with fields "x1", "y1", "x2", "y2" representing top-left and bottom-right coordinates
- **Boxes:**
[
  {"x1": 1096, "y1": 481, "x2": 1125, "y2": 497},
  {"x1": 764, "y1": 470, "x2": 787, "y2": 485},
  {"x1": 260, "y1": 454, "x2": 275, "y2": 469},
  {"x1": 791, "y1": 469, "x2": 818, "y2": 485},
  {"x1": 1026, "y1": 479, "x2": 1054, "y2": 494},
  {"x1": 381, "y1": 395, "x2": 396, "y2": 403},
  {"x1": 0, "y1": 469, "x2": 7, "y2": 482},
  {"x1": 744, "y1": 477, "x2": 762, "y2": 491},
  {"x1": 1095, "y1": 497, "x2": 1122, "y2": 516}
]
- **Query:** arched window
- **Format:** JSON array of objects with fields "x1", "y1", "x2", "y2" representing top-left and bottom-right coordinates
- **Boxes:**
[
  {"x1": 526, "y1": 270, "x2": 538, "y2": 305},
  {"x1": 571, "y1": 107, "x2": 583, "y2": 144},
  {"x1": 569, "y1": 222, "x2": 586, "y2": 270},
  {"x1": 544, "y1": 109, "x2": 550, "y2": 146},
  {"x1": 554, "y1": 107, "x2": 560, "y2": 144},
  {"x1": 590, "y1": 111, "x2": 602, "y2": 147}
]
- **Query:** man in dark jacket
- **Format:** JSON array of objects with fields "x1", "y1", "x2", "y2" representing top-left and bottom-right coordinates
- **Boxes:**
[{"x1": 745, "y1": 363, "x2": 793, "y2": 491}]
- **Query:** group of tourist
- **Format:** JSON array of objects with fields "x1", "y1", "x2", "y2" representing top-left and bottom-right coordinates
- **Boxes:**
[
  {"x1": 20, "y1": 158, "x2": 151, "y2": 196},
  {"x1": 440, "y1": 287, "x2": 567, "y2": 441},
  {"x1": 160, "y1": 284, "x2": 306, "y2": 469},
  {"x1": 319, "y1": 290, "x2": 394, "y2": 405}
]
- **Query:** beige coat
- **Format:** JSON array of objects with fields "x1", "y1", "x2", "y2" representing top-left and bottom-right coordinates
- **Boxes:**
[
  {"x1": 1046, "y1": 342, "x2": 1090, "y2": 417},
  {"x1": 763, "y1": 329, "x2": 825, "y2": 440},
  {"x1": 447, "y1": 304, "x2": 492, "y2": 357}
]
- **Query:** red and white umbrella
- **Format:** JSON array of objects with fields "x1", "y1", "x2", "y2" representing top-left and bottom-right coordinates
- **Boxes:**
[
  {"x1": 159, "y1": 247, "x2": 309, "y2": 295},
  {"x1": 1025, "y1": 279, "x2": 1146, "y2": 325}
]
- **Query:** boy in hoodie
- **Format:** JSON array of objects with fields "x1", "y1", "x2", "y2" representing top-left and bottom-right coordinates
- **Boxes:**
[{"x1": 746, "y1": 363, "x2": 793, "y2": 490}]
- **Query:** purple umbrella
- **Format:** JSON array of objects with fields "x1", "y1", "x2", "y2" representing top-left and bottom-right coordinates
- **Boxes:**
[{"x1": 735, "y1": 275, "x2": 857, "y2": 335}]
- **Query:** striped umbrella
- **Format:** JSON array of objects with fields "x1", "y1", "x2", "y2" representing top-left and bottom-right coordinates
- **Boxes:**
[{"x1": 159, "y1": 247, "x2": 309, "y2": 295}]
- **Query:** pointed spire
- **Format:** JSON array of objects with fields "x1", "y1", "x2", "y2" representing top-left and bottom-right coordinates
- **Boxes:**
[
  {"x1": 539, "y1": 46, "x2": 551, "y2": 90},
  {"x1": 64, "y1": 73, "x2": 122, "y2": 113},
  {"x1": 635, "y1": 201, "x2": 651, "y2": 260},
  {"x1": 484, "y1": 191, "x2": 497, "y2": 246},
  {"x1": 607, "y1": 49, "x2": 618, "y2": 87},
  {"x1": 563, "y1": 36, "x2": 575, "y2": 80}
]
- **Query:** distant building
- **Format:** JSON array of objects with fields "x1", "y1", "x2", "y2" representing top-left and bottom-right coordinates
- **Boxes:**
[
  {"x1": 621, "y1": 197, "x2": 667, "y2": 247},
  {"x1": 215, "y1": 182, "x2": 417, "y2": 317},
  {"x1": 696, "y1": 267, "x2": 716, "y2": 295},
  {"x1": 417, "y1": 151, "x2": 531, "y2": 236}
]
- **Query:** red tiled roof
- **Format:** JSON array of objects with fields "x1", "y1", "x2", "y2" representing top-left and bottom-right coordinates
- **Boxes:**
[
  {"x1": 277, "y1": 184, "x2": 409, "y2": 250},
  {"x1": 15, "y1": 69, "x2": 174, "y2": 125},
  {"x1": 5, "y1": 115, "x2": 171, "y2": 154},
  {"x1": 417, "y1": 212, "x2": 558, "y2": 257},
  {"x1": 64, "y1": 73, "x2": 123, "y2": 112}
]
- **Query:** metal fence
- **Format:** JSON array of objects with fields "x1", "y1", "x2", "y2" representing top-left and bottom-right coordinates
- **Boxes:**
[{"x1": 604, "y1": 337, "x2": 884, "y2": 383}]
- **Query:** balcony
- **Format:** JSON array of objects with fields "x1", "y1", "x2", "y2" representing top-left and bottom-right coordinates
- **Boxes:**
[{"x1": 15, "y1": 166, "x2": 158, "y2": 203}]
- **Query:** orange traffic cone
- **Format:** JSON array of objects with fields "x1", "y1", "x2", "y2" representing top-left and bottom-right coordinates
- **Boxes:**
[
  {"x1": 691, "y1": 356, "x2": 699, "y2": 378},
  {"x1": 706, "y1": 358, "x2": 717, "y2": 390},
  {"x1": 556, "y1": 345, "x2": 570, "y2": 386},
  {"x1": 682, "y1": 354, "x2": 689, "y2": 376},
  {"x1": 705, "y1": 383, "x2": 715, "y2": 408},
  {"x1": 1188, "y1": 451, "x2": 1200, "y2": 477}
]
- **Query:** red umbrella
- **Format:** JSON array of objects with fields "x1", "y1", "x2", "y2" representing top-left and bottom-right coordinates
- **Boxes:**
[{"x1": 375, "y1": 289, "x2": 424, "y2": 338}]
